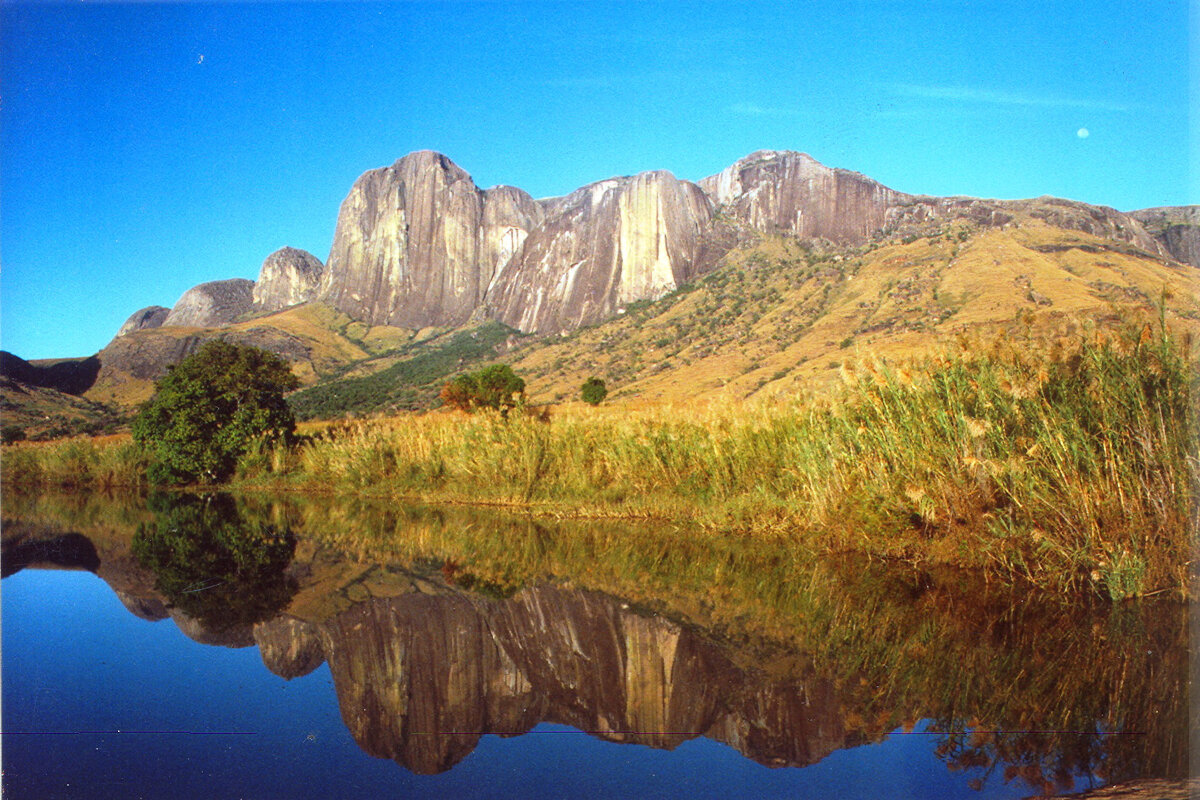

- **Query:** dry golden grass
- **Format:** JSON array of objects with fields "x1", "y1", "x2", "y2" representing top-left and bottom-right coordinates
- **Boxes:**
[{"x1": 510, "y1": 225, "x2": 1198, "y2": 405}]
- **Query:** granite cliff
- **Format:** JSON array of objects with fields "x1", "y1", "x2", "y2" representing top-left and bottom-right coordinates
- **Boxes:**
[
  {"x1": 8, "y1": 148, "x2": 1195, "y2": 428},
  {"x1": 700, "y1": 149, "x2": 905, "y2": 242},
  {"x1": 116, "y1": 306, "x2": 169, "y2": 337},
  {"x1": 162, "y1": 278, "x2": 255, "y2": 328},
  {"x1": 487, "y1": 170, "x2": 715, "y2": 333},
  {"x1": 252, "y1": 247, "x2": 325, "y2": 312},
  {"x1": 112, "y1": 150, "x2": 1196, "y2": 342},
  {"x1": 1130, "y1": 206, "x2": 1200, "y2": 267},
  {"x1": 317, "y1": 150, "x2": 544, "y2": 329}
]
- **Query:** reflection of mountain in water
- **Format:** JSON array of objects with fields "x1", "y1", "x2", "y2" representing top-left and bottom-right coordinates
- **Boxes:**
[
  {"x1": 256, "y1": 586, "x2": 845, "y2": 774},
  {"x1": 2, "y1": 490, "x2": 1191, "y2": 792}
]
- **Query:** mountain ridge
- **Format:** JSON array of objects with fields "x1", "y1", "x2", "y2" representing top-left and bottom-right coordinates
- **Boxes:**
[{"x1": 3, "y1": 148, "x2": 1196, "y2": 433}]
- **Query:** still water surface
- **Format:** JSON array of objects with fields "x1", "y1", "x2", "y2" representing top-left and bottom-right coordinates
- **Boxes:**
[{"x1": 1, "y1": 491, "x2": 1189, "y2": 798}]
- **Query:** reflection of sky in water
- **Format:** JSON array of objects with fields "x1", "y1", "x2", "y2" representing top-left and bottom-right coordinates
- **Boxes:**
[{"x1": 2, "y1": 569, "x2": 1050, "y2": 799}]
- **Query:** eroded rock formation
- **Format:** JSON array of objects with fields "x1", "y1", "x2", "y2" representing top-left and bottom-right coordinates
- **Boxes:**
[
  {"x1": 318, "y1": 151, "x2": 543, "y2": 329},
  {"x1": 253, "y1": 247, "x2": 325, "y2": 312},
  {"x1": 1131, "y1": 206, "x2": 1200, "y2": 267},
  {"x1": 487, "y1": 171, "x2": 714, "y2": 333},
  {"x1": 163, "y1": 278, "x2": 255, "y2": 328},
  {"x1": 88, "y1": 150, "x2": 1198, "y2": 374},
  {"x1": 250, "y1": 584, "x2": 845, "y2": 775},
  {"x1": 117, "y1": 306, "x2": 169, "y2": 337},
  {"x1": 700, "y1": 150, "x2": 906, "y2": 242}
]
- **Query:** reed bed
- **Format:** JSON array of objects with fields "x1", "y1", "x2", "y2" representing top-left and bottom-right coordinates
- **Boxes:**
[
  {"x1": 232, "y1": 326, "x2": 1194, "y2": 597},
  {"x1": 4, "y1": 324, "x2": 1193, "y2": 598},
  {"x1": 1, "y1": 434, "x2": 148, "y2": 491}
]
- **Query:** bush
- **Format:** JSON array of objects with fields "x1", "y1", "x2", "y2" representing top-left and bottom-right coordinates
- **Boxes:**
[
  {"x1": 440, "y1": 364, "x2": 525, "y2": 414},
  {"x1": 2, "y1": 425, "x2": 26, "y2": 445},
  {"x1": 132, "y1": 341, "x2": 298, "y2": 484},
  {"x1": 581, "y1": 377, "x2": 608, "y2": 405}
]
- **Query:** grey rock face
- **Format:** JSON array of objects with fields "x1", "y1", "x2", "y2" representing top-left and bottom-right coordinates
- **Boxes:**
[
  {"x1": 252, "y1": 247, "x2": 325, "y2": 312},
  {"x1": 487, "y1": 170, "x2": 714, "y2": 333},
  {"x1": 1130, "y1": 206, "x2": 1200, "y2": 267},
  {"x1": 117, "y1": 306, "x2": 169, "y2": 337},
  {"x1": 319, "y1": 151, "x2": 542, "y2": 328},
  {"x1": 163, "y1": 278, "x2": 255, "y2": 328},
  {"x1": 124, "y1": 150, "x2": 1195, "y2": 349},
  {"x1": 699, "y1": 150, "x2": 907, "y2": 243},
  {"x1": 97, "y1": 326, "x2": 311, "y2": 383}
]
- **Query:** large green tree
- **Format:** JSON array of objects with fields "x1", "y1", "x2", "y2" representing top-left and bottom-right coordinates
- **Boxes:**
[{"x1": 132, "y1": 340, "x2": 299, "y2": 484}]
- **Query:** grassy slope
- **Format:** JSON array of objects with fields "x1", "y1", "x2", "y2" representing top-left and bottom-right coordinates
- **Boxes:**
[
  {"x1": 0, "y1": 380, "x2": 127, "y2": 440},
  {"x1": 59, "y1": 220, "x2": 1198, "y2": 421},
  {"x1": 509, "y1": 223, "x2": 1198, "y2": 404},
  {"x1": 84, "y1": 303, "x2": 414, "y2": 408}
]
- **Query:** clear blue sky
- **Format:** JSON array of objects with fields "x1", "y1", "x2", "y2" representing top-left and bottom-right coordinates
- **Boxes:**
[{"x1": 2, "y1": 0, "x2": 1192, "y2": 360}]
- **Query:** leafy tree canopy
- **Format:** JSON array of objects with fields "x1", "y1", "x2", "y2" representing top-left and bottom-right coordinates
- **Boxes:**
[
  {"x1": 581, "y1": 377, "x2": 608, "y2": 405},
  {"x1": 440, "y1": 364, "x2": 526, "y2": 414},
  {"x1": 132, "y1": 340, "x2": 299, "y2": 484}
]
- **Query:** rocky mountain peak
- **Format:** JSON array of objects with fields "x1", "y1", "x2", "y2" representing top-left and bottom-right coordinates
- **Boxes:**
[
  {"x1": 116, "y1": 306, "x2": 169, "y2": 337},
  {"x1": 253, "y1": 247, "x2": 325, "y2": 312},
  {"x1": 700, "y1": 150, "x2": 906, "y2": 242},
  {"x1": 162, "y1": 278, "x2": 255, "y2": 328},
  {"x1": 318, "y1": 150, "x2": 543, "y2": 329},
  {"x1": 486, "y1": 168, "x2": 715, "y2": 333}
]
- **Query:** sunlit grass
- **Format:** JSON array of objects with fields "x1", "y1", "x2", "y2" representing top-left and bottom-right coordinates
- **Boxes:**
[
  {"x1": 5, "y1": 321, "x2": 1193, "y2": 599},
  {"x1": 227, "y1": 322, "x2": 1195, "y2": 598}
]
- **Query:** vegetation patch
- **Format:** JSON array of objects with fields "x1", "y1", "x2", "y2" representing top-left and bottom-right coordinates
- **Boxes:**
[{"x1": 287, "y1": 321, "x2": 520, "y2": 419}]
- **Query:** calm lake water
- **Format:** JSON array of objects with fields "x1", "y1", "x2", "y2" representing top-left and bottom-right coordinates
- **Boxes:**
[{"x1": 1, "y1": 491, "x2": 1190, "y2": 799}]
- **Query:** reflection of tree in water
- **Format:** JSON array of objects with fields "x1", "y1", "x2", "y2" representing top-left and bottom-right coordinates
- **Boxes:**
[{"x1": 133, "y1": 493, "x2": 296, "y2": 631}]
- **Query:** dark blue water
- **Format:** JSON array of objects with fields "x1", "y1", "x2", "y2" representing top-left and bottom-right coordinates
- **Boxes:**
[{"x1": 3, "y1": 568, "x2": 1047, "y2": 800}]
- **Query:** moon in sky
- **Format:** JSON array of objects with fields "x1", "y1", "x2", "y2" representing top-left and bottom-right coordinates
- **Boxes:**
[{"x1": 1077, "y1": 127, "x2": 1090, "y2": 138}]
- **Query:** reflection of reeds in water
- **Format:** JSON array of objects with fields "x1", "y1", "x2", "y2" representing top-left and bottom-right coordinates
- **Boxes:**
[
  {"x1": 3, "y1": 322, "x2": 1193, "y2": 599},
  {"x1": 4, "y1": 488, "x2": 1191, "y2": 790},
  {"x1": 252, "y1": 324, "x2": 1193, "y2": 599},
  {"x1": 269, "y1": 493, "x2": 1192, "y2": 788}
]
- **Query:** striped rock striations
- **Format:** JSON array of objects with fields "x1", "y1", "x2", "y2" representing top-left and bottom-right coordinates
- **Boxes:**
[
  {"x1": 699, "y1": 149, "x2": 907, "y2": 243},
  {"x1": 1130, "y1": 206, "x2": 1200, "y2": 267},
  {"x1": 113, "y1": 150, "x2": 1199, "y2": 349},
  {"x1": 487, "y1": 171, "x2": 715, "y2": 333},
  {"x1": 318, "y1": 151, "x2": 543, "y2": 329}
]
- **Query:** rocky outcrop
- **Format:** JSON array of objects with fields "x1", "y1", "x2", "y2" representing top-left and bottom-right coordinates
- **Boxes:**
[
  {"x1": 1130, "y1": 206, "x2": 1200, "y2": 267},
  {"x1": 487, "y1": 171, "x2": 715, "y2": 333},
  {"x1": 253, "y1": 616, "x2": 325, "y2": 679},
  {"x1": 319, "y1": 151, "x2": 543, "y2": 329},
  {"x1": 700, "y1": 150, "x2": 907, "y2": 243},
  {"x1": 98, "y1": 149, "x2": 1197, "y2": 362},
  {"x1": 163, "y1": 278, "x2": 255, "y2": 328},
  {"x1": 95, "y1": 326, "x2": 311, "y2": 387},
  {"x1": 252, "y1": 248, "x2": 325, "y2": 312},
  {"x1": 117, "y1": 306, "x2": 169, "y2": 337}
]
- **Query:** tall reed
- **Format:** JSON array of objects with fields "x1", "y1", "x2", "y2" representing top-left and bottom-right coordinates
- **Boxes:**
[{"x1": 5, "y1": 324, "x2": 1192, "y2": 598}]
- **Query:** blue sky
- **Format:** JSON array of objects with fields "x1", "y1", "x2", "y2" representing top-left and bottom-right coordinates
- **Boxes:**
[{"x1": 1, "y1": 0, "x2": 1192, "y2": 360}]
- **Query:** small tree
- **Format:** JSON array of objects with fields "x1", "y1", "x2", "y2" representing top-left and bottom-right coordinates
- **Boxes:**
[
  {"x1": 581, "y1": 377, "x2": 607, "y2": 405},
  {"x1": 132, "y1": 340, "x2": 299, "y2": 484},
  {"x1": 440, "y1": 364, "x2": 525, "y2": 414}
]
